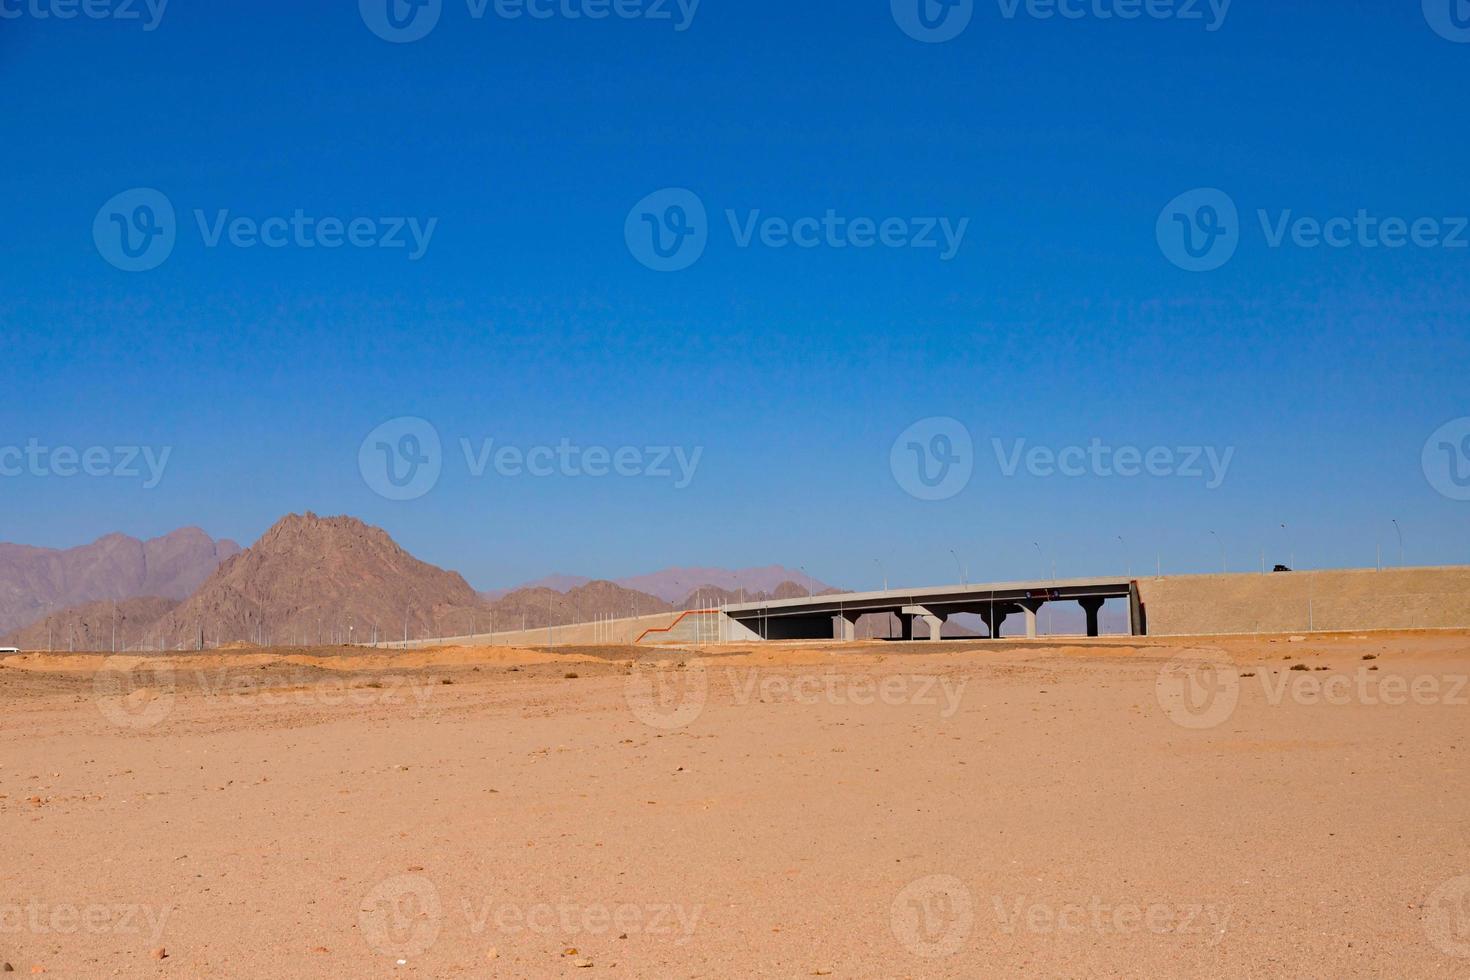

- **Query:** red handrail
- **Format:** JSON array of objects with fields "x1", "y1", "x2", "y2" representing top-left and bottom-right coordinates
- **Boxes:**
[{"x1": 635, "y1": 609, "x2": 717, "y2": 644}]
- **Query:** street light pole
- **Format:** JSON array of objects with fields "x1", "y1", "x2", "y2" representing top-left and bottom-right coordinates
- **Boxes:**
[
  {"x1": 1117, "y1": 536, "x2": 1130, "y2": 578},
  {"x1": 874, "y1": 558, "x2": 887, "y2": 592},
  {"x1": 949, "y1": 549, "x2": 966, "y2": 586},
  {"x1": 1392, "y1": 519, "x2": 1403, "y2": 566},
  {"x1": 1209, "y1": 530, "x2": 1225, "y2": 573}
]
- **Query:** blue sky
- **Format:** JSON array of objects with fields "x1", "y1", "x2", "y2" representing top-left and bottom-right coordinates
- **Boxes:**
[{"x1": 2, "y1": 0, "x2": 1468, "y2": 591}]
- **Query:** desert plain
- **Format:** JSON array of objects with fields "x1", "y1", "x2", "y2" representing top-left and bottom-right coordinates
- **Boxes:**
[{"x1": 3, "y1": 631, "x2": 1469, "y2": 978}]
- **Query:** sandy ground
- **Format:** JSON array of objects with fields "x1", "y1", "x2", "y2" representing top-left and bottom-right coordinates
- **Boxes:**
[{"x1": 3, "y1": 631, "x2": 1470, "y2": 978}]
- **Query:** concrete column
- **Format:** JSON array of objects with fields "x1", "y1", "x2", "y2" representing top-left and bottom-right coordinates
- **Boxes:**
[
  {"x1": 923, "y1": 614, "x2": 946, "y2": 642},
  {"x1": 837, "y1": 611, "x2": 860, "y2": 642},
  {"x1": 1020, "y1": 599, "x2": 1044, "y2": 638},
  {"x1": 980, "y1": 606, "x2": 1009, "y2": 639},
  {"x1": 896, "y1": 613, "x2": 914, "y2": 641},
  {"x1": 1079, "y1": 597, "x2": 1105, "y2": 637}
]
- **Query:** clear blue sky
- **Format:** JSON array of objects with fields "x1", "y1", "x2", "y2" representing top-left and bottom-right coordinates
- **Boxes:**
[{"x1": 3, "y1": 0, "x2": 1468, "y2": 591}]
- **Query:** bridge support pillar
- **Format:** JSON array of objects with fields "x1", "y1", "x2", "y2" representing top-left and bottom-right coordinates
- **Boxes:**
[
  {"x1": 1080, "y1": 597, "x2": 1105, "y2": 637},
  {"x1": 837, "y1": 611, "x2": 860, "y2": 642},
  {"x1": 903, "y1": 606, "x2": 946, "y2": 642},
  {"x1": 896, "y1": 613, "x2": 914, "y2": 641},
  {"x1": 979, "y1": 606, "x2": 1009, "y2": 639},
  {"x1": 1020, "y1": 599, "x2": 1044, "y2": 638}
]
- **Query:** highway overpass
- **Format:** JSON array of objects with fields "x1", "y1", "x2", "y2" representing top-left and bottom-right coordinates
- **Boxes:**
[{"x1": 723, "y1": 577, "x2": 1143, "y2": 641}]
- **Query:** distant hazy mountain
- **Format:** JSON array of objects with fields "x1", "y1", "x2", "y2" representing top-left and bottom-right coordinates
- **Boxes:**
[
  {"x1": 0, "y1": 527, "x2": 240, "y2": 635},
  {"x1": 483, "y1": 565, "x2": 834, "y2": 605},
  {"x1": 484, "y1": 581, "x2": 672, "y2": 633}
]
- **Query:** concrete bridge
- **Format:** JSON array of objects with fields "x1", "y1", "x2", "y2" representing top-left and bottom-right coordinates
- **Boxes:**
[{"x1": 723, "y1": 577, "x2": 1144, "y2": 641}]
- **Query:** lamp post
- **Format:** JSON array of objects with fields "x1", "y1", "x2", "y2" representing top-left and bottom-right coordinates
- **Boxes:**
[
  {"x1": 1392, "y1": 519, "x2": 1403, "y2": 567},
  {"x1": 1117, "y1": 536, "x2": 1130, "y2": 578},
  {"x1": 949, "y1": 549, "x2": 966, "y2": 586},
  {"x1": 1209, "y1": 530, "x2": 1225, "y2": 573},
  {"x1": 874, "y1": 558, "x2": 887, "y2": 592}
]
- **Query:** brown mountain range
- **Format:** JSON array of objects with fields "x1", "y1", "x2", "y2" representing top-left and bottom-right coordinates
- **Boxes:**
[
  {"x1": 0, "y1": 514, "x2": 856, "y2": 651},
  {"x1": 144, "y1": 512, "x2": 488, "y2": 648},
  {"x1": 0, "y1": 528, "x2": 240, "y2": 635},
  {"x1": 3, "y1": 596, "x2": 181, "y2": 652}
]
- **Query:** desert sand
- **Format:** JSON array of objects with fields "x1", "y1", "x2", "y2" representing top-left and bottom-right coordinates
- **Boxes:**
[{"x1": 4, "y1": 632, "x2": 1470, "y2": 977}]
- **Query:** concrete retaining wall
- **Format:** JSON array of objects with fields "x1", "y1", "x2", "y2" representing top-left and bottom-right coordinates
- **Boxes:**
[{"x1": 1136, "y1": 566, "x2": 1470, "y2": 636}]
